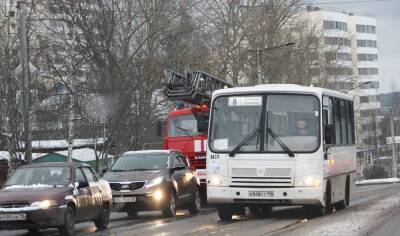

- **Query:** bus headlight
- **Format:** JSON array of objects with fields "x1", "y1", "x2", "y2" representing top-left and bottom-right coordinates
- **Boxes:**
[
  {"x1": 295, "y1": 175, "x2": 321, "y2": 187},
  {"x1": 207, "y1": 175, "x2": 225, "y2": 186}
]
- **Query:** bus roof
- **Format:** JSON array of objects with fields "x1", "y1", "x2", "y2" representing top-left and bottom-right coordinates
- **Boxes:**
[{"x1": 212, "y1": 84, "x2": 353, "y2": 101}]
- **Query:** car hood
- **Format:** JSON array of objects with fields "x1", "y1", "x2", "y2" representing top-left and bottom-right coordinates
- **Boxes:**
[
  {"x1": 0, "y1": 186, "x2": 72, "y2": 203},
  {"x1": 103, "y1": 170, "x2": 167, "y2": 182}
]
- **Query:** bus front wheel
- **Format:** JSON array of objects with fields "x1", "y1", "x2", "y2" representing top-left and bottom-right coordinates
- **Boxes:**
[
  {"x1": 217, "y1": 205, "x2": 234, "y2": 221},
  {"x1": 306, "y1": 183, "x2": 332, "y2": 217}
]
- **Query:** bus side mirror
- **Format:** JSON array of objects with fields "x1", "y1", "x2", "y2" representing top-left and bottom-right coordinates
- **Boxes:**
[
  {"x1": 324, "y1": 124, "x2": 334, "y2": 145},
  {"x1": 197, "y1": 113, "x2": 209, "y2": 133}
]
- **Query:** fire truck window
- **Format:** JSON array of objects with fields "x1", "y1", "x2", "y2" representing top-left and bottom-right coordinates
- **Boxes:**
[{"x1": 168, "y1": 114, "x2": 200, "y2": 137}]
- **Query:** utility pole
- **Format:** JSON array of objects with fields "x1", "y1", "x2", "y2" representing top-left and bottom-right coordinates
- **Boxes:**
[
  {"x1": 391, "y1": 117, "x2": 397, "y2": 177},
  {"x1": 67, "y1": 0, "x2": 77, "y2": 162},
  {"x1": 248, "y1": 42, "x2": 295, "y2": 85},
  {"x1": 17, "y1": 1, "x2": 32, "y2": 164},
  {"x1": 257, "y1": 47, "x2": 262, "y2": 85}
]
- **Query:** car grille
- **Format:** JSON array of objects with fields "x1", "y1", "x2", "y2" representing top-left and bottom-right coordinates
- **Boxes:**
[
  {"x1": 0, "y1": 202, "x2": 30, "y2": 208},
  {"x1": 109, "y1": 182, "x2": 146, "y2": 191}
]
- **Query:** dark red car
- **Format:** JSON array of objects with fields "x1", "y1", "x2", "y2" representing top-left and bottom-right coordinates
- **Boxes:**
[{"x1": 0, "y1": 162, "x2": 112, "y2": 236}]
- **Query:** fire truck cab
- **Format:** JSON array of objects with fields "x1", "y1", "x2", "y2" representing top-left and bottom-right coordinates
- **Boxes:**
[
  {"x1": 161, "y1": 69, "x2": 233, "y2": 203},
  {"x1": 163, "y1": 105, "x2": 209, "y2": 186}
]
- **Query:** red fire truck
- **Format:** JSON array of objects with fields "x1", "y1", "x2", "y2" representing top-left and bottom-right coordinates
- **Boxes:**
[{"x1": 162, "y1": 69, "x2": 232, "y2": 200}]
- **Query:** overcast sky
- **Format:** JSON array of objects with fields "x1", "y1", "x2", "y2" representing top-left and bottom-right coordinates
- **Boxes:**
[{"x1": 309, "y1": 0, "x2": 400, "y2": 94}]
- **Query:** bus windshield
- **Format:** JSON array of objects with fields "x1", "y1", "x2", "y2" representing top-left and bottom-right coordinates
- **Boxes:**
[{"x1": 209, "y1": 94, "x2": 320, "y2": 153}]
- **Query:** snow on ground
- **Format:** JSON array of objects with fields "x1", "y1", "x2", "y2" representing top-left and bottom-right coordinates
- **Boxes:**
[
  {"x1": 274, "y1": 191, "x2": 400, "y2": 236},
  {"x1": 356, "y1": 178, "x2": 400, "y2": 185}
]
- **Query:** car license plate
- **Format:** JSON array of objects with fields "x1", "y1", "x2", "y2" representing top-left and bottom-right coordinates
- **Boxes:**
[
  {"x1": 248, "y1": 191, "x2": 274, "y2": 197},
  {"x1": 0, "y1": 213, "x2": 27, "y2": 221},
  {"x1": 114, "y1": 196, "x2": 136, "y2": 203}
]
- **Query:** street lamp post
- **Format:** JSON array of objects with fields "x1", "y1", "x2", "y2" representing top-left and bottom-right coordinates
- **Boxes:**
[
  {"x1": 391, "y1": 117, "x2": 397, "y2": 177},
  {"x1": 345, "y1": 81, "x2": 372, "y2": 93},
  {"x1": 248, "y1": 42, "x2": 295, "y2": 85},
  {"x1": 257, "y1": 47, "x2": 261, "y2": 85}
]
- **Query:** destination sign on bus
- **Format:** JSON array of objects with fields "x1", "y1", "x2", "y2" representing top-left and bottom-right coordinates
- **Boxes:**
[{"x1": 228, "y1": 96, "x2": 262, "y2": 106}]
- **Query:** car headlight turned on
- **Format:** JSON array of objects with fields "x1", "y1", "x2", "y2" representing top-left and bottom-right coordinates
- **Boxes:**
[
  {"x1": 207, "y1": 175, "x2": 225, "y2": 186},
  {"x1": 145, "y1": 176, "x2": 164, "y2": 188},
  {"x1": 31, "y1": 200, "x2": 58, "y2": 209},
  {"x1": 295, "y1": 175, "x2": 322, "y2": 187},
  {"x1": 153, "y1": 190, "x2": 163, "y2": 201}
]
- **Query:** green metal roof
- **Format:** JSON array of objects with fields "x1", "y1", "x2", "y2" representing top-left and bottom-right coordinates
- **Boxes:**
[{"x1": 32, "y1": 153, "x2": 81, "y2": 163}]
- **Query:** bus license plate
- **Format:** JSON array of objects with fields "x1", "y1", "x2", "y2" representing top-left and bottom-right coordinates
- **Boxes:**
[
  {"x1": 0, "y1": 213, "x2": 27, "y2": 221},
  {"x1": 248, "y1": 191, "x2": 274, "y2": 197}
]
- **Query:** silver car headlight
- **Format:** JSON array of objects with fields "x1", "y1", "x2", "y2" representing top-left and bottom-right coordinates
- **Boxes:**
[
  {"x1": 145, "y1": 176, "x2": 164, "y2": 188},
  {"x1": 295, "y1": 175, "x2": 322, "y2": 187},
  {"x1": 31, "y1": 200, "x2": 58, "y2": 209}
]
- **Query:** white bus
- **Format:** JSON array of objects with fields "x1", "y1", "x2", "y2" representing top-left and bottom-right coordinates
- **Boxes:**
[{"x1": 206, "y1": 84, "x2": 356, "y2": 220}]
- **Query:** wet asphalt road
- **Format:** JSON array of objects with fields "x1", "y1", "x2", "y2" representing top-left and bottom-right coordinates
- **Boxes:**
[{"x1": 2, "y1": 183, "x2": 400, "y2": 236}]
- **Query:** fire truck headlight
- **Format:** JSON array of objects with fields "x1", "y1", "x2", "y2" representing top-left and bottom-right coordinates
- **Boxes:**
[
  {"x1": 295, "y1": 175, "x2": 321, "y2": 187},
  {"x1": 207, "y1": 175, "x2": 225, "y2": 186}
]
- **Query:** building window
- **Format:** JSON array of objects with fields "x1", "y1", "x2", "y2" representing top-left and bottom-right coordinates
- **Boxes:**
[
  {"x1": 327, "y1": 67, "x2": 353, "y2": 76},
  {"x1": 357, "y1": 54, "x2": 378, "y2": 61},
  {"x1": 323, "y1": 21, "x2": 348, "y2": 31},
  {"x1": 325, "y1": 52, "x2": 352, "y2": 61},
  {"x1": 357, "y1": 40, "x2": 377, "y2": 48},
  {"x1": 358, "y1": 68, "x2": 379, "y2": 75},
  {"x1": 360, "y1": 96, "x2": 370, "y2": 103},
  {"x1": 356, "y1": 24, "x2": 376, "y2": 34},
  {"x1": 324, "y1": 37, "x2": 350, "y2": 46}
]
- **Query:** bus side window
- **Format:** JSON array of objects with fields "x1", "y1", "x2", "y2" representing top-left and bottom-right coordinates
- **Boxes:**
[
  {"x1": 340, "y1": 100, "x2": 348, "y2": 146},
  {"x1": 347, "y1": 101, "x2": 355, "y2": 144},
  {"x1": 334, "y1": 99, "x2": 342, "y2": 146},
  {"x1": 323, "y1": 96, "x2": 335, "y2": 145}
]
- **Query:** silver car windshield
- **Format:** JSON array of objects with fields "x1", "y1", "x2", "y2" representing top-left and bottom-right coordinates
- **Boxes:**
[
  {"x1": 209, "y1": 94, "x2": 320, "y2": 153},
  {"x1": 4, "y1": 167, "x2": 71, "y2": 187},
  {"x1": 110, "y1": 153, "x2": 169, "y2": 171}
]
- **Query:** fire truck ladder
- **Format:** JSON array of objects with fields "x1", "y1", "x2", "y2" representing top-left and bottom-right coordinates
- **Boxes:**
[{"x1": 163, "y1": 69, "x2": 233, "y2": 105}]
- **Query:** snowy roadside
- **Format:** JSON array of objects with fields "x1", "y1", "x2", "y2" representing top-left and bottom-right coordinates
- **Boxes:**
[
  {"x1": 356, "y1": 178, "x2": 400, "y2": 186},
  {"x1": 271, "y1": 190, "x2": 400, "y2": 236}
]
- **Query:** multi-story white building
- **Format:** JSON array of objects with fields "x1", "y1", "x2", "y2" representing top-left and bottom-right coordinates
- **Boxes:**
[{"x1": 306, "y1": 7, "x2": 382, "y2": 173}]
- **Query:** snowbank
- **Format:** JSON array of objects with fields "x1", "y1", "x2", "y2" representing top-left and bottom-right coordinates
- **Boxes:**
[{"x1": 356, "y1": 177, "x2": 400, "y2": 186}]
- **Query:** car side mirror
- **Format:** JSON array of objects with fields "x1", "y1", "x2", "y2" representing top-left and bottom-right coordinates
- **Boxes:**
[
  {"x1": 173, "y1": 165, "x2": 186, "y2": 171},
  {"x1": 100, "y1": 167, "x2": 108, "y2": 176},
  {"x1": 195, "y1": 112, "x2": 209, "y2": 133},
  {"x1": 77, "y1": 181, "x2": 89, "y2": 189}
]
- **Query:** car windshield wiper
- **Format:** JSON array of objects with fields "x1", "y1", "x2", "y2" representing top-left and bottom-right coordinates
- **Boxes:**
[
  {"x1": 110, "y1": 169, "x2": 126, "y2": 172},
  {"x1": 111, "y1": 168, "x2": 152, "y2": 172},
  {"x1": 229, "y1": 128, "x2": 260, "y2": 157},
  {"x1": 266, "y1": 127, "x2": 295, "y2": 157}
]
